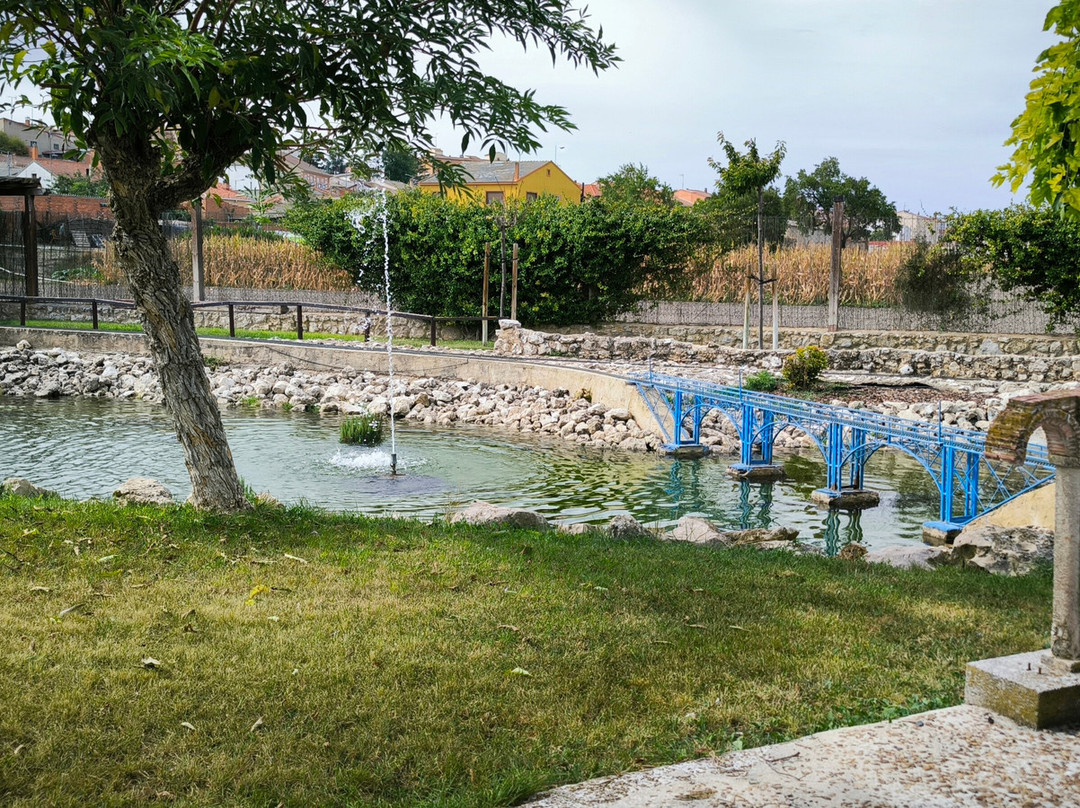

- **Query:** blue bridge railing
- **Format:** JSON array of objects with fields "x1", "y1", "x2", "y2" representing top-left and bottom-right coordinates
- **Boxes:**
[{"x1": 631, "y1": 372, "x2": 1055, "y2": 531}]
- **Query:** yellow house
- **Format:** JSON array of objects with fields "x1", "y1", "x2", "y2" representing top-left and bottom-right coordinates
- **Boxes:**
[{"x1": 417, "y1": 159, "x2": 583, "y2": 205}]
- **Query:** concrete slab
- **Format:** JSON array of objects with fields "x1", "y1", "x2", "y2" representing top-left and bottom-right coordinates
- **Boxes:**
[
  {"x1": 966, "y1": 650, "x2": 1080, "y2": 728},
  {"x1": 525, "y1": 705, "x2": 1080, "y2": 807},
  {"x1": 810, "y1": 488, "x2": 881, "y2": 510}
]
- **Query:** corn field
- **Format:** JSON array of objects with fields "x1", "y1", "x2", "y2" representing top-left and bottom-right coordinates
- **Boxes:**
[
  {"x1": 686, "y1": 243, "x2": 913, "y2": 306},
  {"x1": 92, "y1": 234, "x2": 353, "y2": 291}
]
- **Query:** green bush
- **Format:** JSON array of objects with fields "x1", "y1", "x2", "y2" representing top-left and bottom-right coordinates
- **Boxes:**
[
  {"x1": 782, "y1": 346, "x2": 828, "y2": 389},
  {"x1": 285, "y1": 190, "x2": 711, "y2": 326},
  {"x1": 340, "y1": 414, "x2": 383, "y2": 446},
  {"x1": 894, "y1": 238, "x2": 974, "y2": 322},
  {"x1": 743, "y1": 370, "x2": 780, "y2": 392}
]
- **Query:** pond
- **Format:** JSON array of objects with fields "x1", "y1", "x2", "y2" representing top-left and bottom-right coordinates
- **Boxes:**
[{"x1": 0, "y1": 396, "x2": 943, "y2": 553}]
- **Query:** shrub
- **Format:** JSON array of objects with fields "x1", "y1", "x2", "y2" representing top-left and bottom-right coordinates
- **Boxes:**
[
  {"x1": 743, "y1": 370, "x2": 780, "y2": 392},
  {"x1": 782, "y1": 345, "x2": 828, "y2": 389},
  {"x1": 284, "y1": 190, "x2": 712, "y2": 325},
  {"x1": 340, "y1": 414, "x2": 383, "y2": 446},
  {"x1": 894, "y1": 238, "x2": 974, "y2": 324}
]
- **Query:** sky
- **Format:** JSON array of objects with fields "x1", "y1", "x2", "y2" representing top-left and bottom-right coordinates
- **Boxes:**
[{"x1": 428, "y1": 0, "x2": 1058, "y2": 215}]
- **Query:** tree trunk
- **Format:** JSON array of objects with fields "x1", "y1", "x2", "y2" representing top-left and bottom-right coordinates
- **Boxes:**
[{"x1": 106, "y1": 167, "x2": 250, "y2": 511}]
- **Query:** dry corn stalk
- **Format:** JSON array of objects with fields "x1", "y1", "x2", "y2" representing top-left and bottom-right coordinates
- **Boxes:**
[{"x1": 687, "y1": 243, "x2": 912, "y2": 306}]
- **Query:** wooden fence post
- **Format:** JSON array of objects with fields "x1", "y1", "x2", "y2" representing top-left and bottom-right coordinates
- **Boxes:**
[{"x1": 828, "y1": 198, "x2": 844, "y2": 333}]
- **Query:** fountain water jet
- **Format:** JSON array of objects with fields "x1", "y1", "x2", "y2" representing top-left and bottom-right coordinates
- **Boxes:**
[{"x1": 346, "y1": 165, "x2": 399, "y2": 476}]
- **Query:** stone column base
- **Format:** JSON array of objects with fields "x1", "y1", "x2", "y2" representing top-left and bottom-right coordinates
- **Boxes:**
[
  {"x1": 660, "y1": 443, "x2": 709, "y2": 459},
  {"x1": 726, "y1": 464, "x2": 785, "y2": 482},
  {"x1": 810, "y1": 488, "x2": 880, "y2": 509},
  {"x1": 966, "y1": 650, "x2": 1080, "y2": 729}
]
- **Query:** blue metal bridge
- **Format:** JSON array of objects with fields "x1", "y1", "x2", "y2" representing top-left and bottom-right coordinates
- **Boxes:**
[{"x1": 632, "y1": 372, "x2": 1056, "y2": 531}]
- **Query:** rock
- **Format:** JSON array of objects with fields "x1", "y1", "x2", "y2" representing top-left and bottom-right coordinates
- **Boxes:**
[
  {"x1": 952, "y1": 525, "x2": 1053, "y2": 576},
  {"x1": 450, "y1": 500, "x2": 551, "y2": 531},
  {"x1": 15, "y1": 339, "x2": 30, "y2": 351},
  {"x1": 865, "y1": 544, "x2": 953, "y2": 570},
  {"x1": 1, "y1": 477, "x2": 58, "y2": 499},
  {"x1": 608, "y1": 514, "x2": 654, "y2": 540},
  {"x1": 33, "y1": 382, "x2": 61, "y2": 399},
  {"x1": 113, "y1": 477, "x2": 175, "y2": 507},
  {"x1": 559, "y1": 523, "x2": 606, "y2": 535},
  {"x1": 666, "y1": 516, "x2": 731, "y2": 547},
  {"x1": 253, "y1": 492, "x2": 284, "y2": 509},
  {"x1": 837, "y1": 542, "x2": 868, "y2": 561},
  {"x1": 727, "y1": 527, "x2": 799, "y2": 546}
]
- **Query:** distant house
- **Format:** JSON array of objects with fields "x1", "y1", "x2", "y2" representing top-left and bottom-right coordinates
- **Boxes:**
[
  {"x1": 673, "y1": 189, "x2": 711, "y2": 207},
  {"x1": 3, "y1": 148, "x2": 97, "y2": 190},
  {"x1": 418, "y1": 156, "x2": 582, "y2": 204},
  {"x1": 0, "y1": 117, "x2": 78, "y2": 158},
  {"x1": 896, "y1": 210, "x2": 946, "y2": 244}
]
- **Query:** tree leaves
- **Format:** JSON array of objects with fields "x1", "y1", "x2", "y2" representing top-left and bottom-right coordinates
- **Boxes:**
[{"x1": 996, "y1": 1, "x2": 1080, "y2": 218}]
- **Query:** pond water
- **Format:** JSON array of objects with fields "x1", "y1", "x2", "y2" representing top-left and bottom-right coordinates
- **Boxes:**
[{"x1": 0, "y1": 396, "x2": 942, "y2": 553}]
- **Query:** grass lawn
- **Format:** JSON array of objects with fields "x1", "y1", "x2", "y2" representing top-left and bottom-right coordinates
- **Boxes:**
[
  {"x1": 0, "y1": 320, "x2": 493, "y2": 352},
  {"x1": 0, "y1": 496, "x2": 1051, "y2": 807}
]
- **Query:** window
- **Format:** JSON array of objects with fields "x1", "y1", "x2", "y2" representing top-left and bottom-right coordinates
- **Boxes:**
[
  {"x1": 486, "y1": 191, "x2": 505, "y2": 205},
  {"x1": 525, "y1": 192, "x2": 538, "y2": 202}
]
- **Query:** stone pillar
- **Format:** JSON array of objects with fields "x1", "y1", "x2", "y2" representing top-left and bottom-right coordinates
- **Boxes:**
[
  {"x1": 967, "y1": 391, "x2": 1080, "y2": 727},
  {"x1": 1052, "y1": 465, "x2": 1080, "y2": 666}
]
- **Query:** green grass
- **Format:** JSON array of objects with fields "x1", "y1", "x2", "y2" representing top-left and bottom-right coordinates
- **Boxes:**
[
  {"x1": 0, "y1": 495, "x2": 1051, "y2": 807},
  {"x1": 340, "y1": 414, "x2": 384, "y2": 445},
  {"x1": 1, "y1": 320, "x2": 493, "y2": 351}
]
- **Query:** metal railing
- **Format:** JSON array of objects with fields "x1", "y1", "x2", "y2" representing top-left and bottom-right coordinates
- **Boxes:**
[{"x1": 0, "y1": 294, "x2": 502, "y2": 347}]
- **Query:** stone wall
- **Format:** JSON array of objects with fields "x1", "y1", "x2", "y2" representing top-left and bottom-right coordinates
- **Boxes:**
[
  {"x1": 494, "y1": 322, "x2": 1080, "y2": 384},
  {"x1": 0, "y1": 299, "x2": 473, "y2": 342}
]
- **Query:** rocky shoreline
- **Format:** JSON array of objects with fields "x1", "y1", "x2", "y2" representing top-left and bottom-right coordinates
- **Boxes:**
[{"x1": 2, "y1": 339, "x2": 1076, "y2": 458}]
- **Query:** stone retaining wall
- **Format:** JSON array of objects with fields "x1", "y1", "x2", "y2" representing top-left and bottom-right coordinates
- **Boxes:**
[
  {"x1": 0, "y1": 300, "x2": 471, "y2": 341},
  {"x1": 494, "y1": 322, "x2": 1080, "y2": 384}
]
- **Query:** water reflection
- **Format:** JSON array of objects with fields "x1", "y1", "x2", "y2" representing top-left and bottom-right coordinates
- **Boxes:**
[{"x1": 0, "y1": 396, "x2": 942, "y2": 552}]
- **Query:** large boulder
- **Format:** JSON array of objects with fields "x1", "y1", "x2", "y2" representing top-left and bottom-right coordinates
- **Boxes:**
[
  {"x1": 608, "y1": 514, "x2": 654, "y2": 540},
  {"x1": 113, "y1": 477, "x2": 175, "y2": 507},
  {"x1": 865, "y1": 544, "x2": 953, "y2": 570},
  {"x1": 665, "y1": 516, "x2": 731, "y2": 547},
  {"x1": 952, "y1": 525, "x2": 1053, "y2": 576},
  {"x1": 1, "y1": 477, "x2": 58, "y2": 499},
  {"x1": 727, "y1": 527, "x2": 799, "y2": 546},
  {"x1": 450, "y1": 500, "x2": 551, "y2": 531}
]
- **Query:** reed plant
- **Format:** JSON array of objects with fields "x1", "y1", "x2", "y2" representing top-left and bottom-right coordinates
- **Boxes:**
[
  {"x1": 340, "y1": 413, "x2": 384, "y2": 445},
  {"x1": 686, "y1": 243, "x2": 912, "y2": 306},
  {"x1": 92, "y1": 233, "x2": 353, "y2": 291}
]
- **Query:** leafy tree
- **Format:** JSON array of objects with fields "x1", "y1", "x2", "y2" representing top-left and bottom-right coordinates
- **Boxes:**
[
  {"x1": 0, "y1": 131, "x2": 27, "y2": 155},
  {"x1": 995, "y1": 1, "x2": 1080, "y2": 216},
  {"x1": 596, "y1": 163, "x2": 675, "y2": 208},
  {"x1": 383, "y1": 148, "x2": 421, "y2": 184},
  {"x1": 705, "y1": 134, "x2": 787, "y2": 250},
  {"x1": 51, "y1": 174, "x2": 110, "y2": 197},
  {"x1": 0, "y1": 1, "x2": 616, "y2": 511},
  {"x1": 784, "y1": 157, "x2": 901, "y2": 246},
  {"x1": 305, "y1": 149, "x2": 352, "y2": 176},
  {"x1": 707, "y1": 133, "x2": 786, "y2": 345},
  {"x1": 947, "y1": 205, "x2": 1080, "y2": 328}
]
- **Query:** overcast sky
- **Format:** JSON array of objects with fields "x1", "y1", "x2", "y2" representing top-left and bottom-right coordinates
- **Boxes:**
[{"x1": 431, "y1": 0, "x2": 1057, "y2": 215}]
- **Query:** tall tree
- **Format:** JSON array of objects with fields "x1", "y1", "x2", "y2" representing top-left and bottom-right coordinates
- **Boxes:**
[
  {"x1": 382, "y1": 148, "x2": 421, "y2": 184},
  {"x1": 708, "y1": 133, "x2": 786, "y2": 346},
  {"x1": 0, "y1": 2, "x2": 616, "y2": 511},
  {"x1": 596, "y1": 163, "x2": 675, "y2": 208},
  {"x1": 995, "y1": 0, "x2": 1080, "y2": 217},
  {"x1": 784, "y1": 157, "x2": 900, "y2": 247}
]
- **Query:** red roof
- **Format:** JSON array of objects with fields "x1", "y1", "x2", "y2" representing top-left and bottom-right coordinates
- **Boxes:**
[
  {"x1": 673, "y1": 189, "x2": 711, "y2": 207},
  {"x1": 581, "y1": 183, "x2": 601, "y2": 198}
]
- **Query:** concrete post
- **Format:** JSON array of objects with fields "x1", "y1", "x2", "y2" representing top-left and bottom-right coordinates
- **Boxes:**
[{"x1": 1053, "y1": 466, "x2": 1080, "y2": 663}]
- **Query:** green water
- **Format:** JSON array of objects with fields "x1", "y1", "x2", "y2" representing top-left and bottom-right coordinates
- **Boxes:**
[{"x1": 0, "y1": 396, "x2": 942, "y2": 552}]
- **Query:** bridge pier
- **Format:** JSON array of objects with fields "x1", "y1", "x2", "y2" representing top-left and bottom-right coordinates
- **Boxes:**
[{"x1": 811, "y1": 487, "x2": 881, "y2": 510}]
